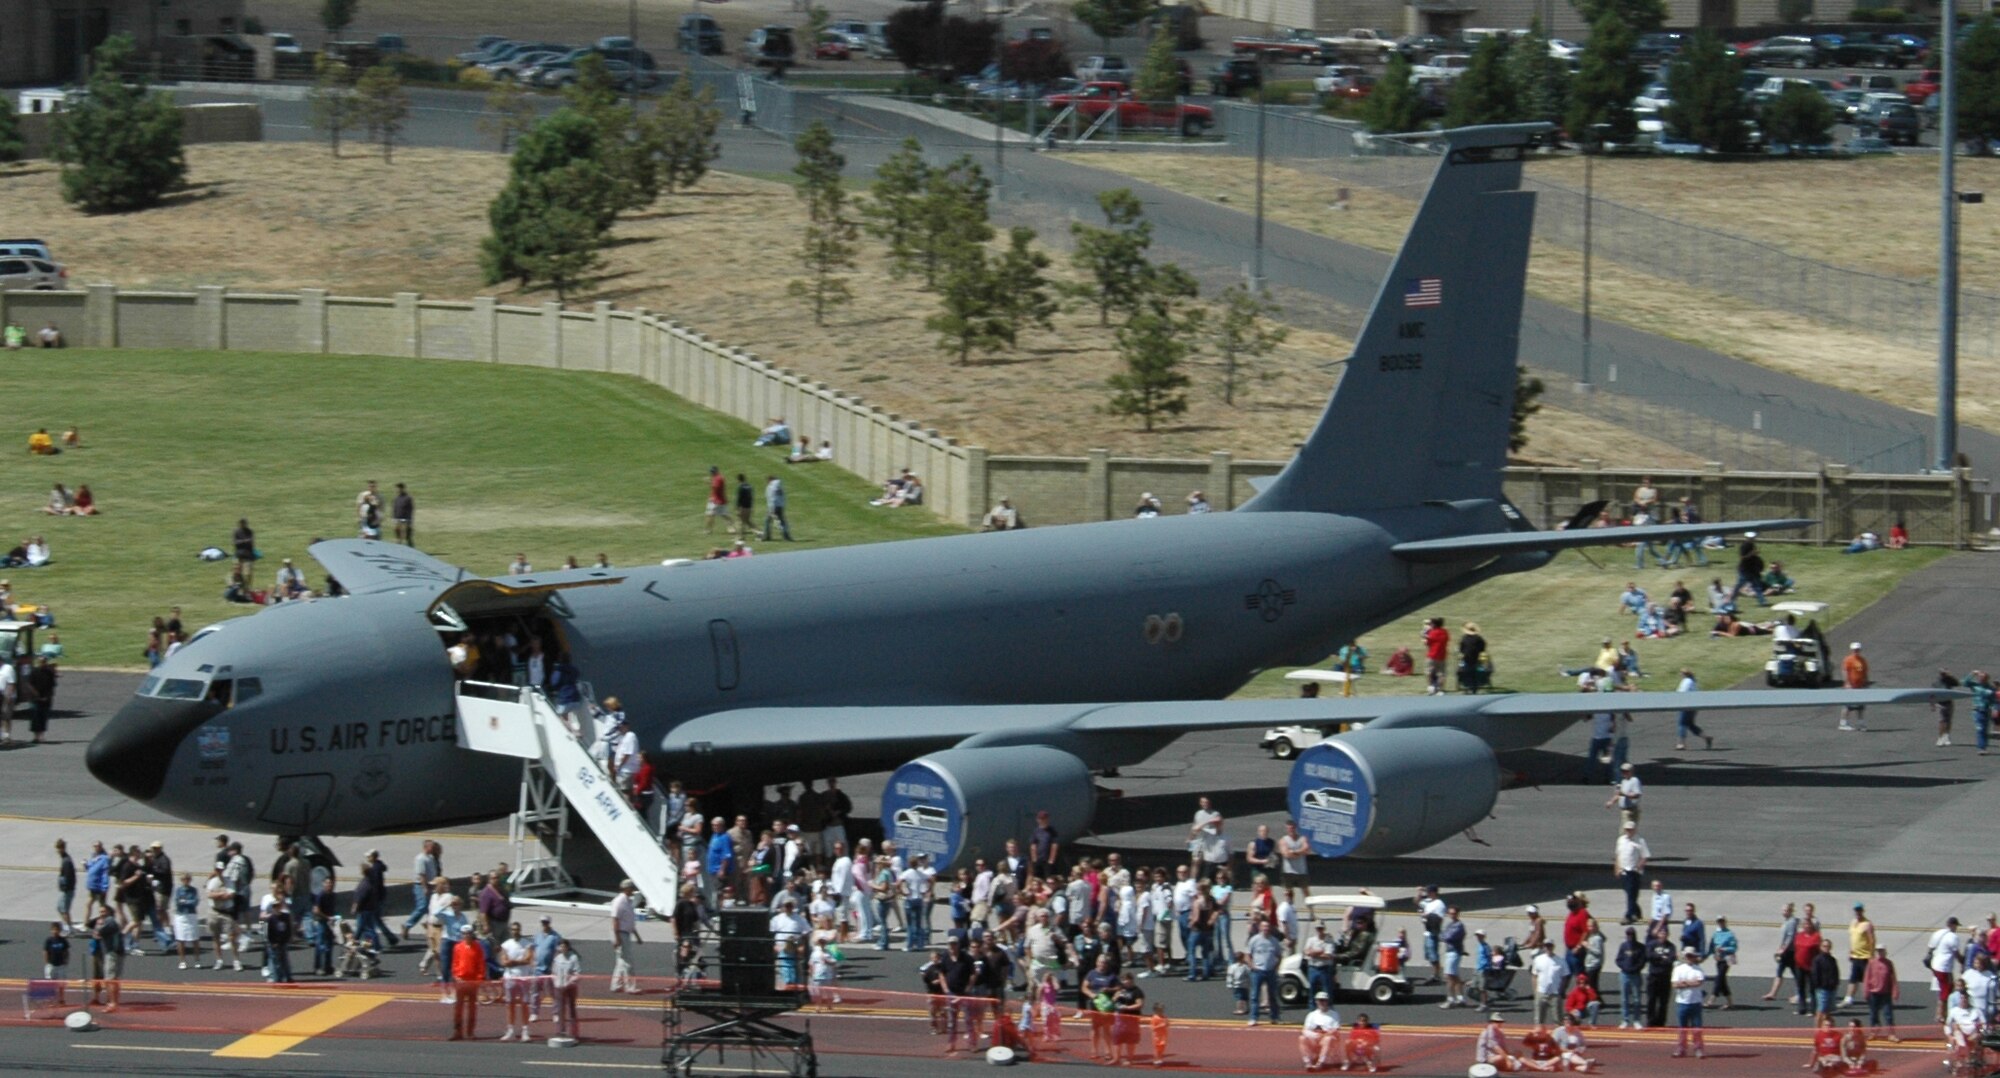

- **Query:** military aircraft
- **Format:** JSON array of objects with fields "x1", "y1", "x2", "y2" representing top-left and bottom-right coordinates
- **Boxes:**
[{"x1": 87, "y1": 123, "x2": 1945, "y2": 867}]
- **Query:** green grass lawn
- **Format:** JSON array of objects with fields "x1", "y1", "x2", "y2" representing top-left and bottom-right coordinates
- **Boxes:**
[
  {"x1": 1232, "y1": 544, "x2": 1950, "y2": 699},
  {"x1": 4, "y1": 350, "x2": 963, "y2": 669}
]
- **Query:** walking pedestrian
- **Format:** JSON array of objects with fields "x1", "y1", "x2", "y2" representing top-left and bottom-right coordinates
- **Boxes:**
[
  {"x1": 54, "y1": 839, "x2": 76, "y2": 936},
  {"x1": 404, "y1": 841, "x2": 441, "y2": 936},
  {"x1": 1421, "y1": 618, "x2": 1449, "y2": 695},
  {"x1": 1929, "y1": 917, "x2": 1963, "y2": 1023},
  {"x1": 1935, "y1": 669, "x2": 1961, "y2": 746},
  {"x1": 1675, "y1": 668, "x2": 1712, "y2": 750},
  {"x1": 609, "y1": 879, "x2": 642, "y2": 993},
  {"x1": 1764, "y1": 901, "x2": 1800, "y2": 1004},
  {"x1": 762, "y1": 475, "x2": 792, "y2": 541},
  {"x1": 1613, "y1": 823, "x2": 1648, "y2": 925},
  {"x1": 704, "y1": 467, "x2": 731, "y2": 535},
  {"x1": 1606, "y1": 763, "x2": 1642, "y2": 826},
  {"x1": 1809, "y1": 937, "x2": 1841, "y2": 1017},
  {"x1": 1246, "y1": 920, "x2": 1283, "y2": 1026},
  {"x1": 1862, "y1": 950, "x2": 1900, "y2": 1039},
  {"x1": 1970, "y1": 671, "x2": 1995, "y2": 755},
  {"x1": 1840, "y1": 643, "x2": 1870, "y2": 731},
  {"x1": 1844, "y1": 903, "x2": 1877, "y2": 1008},
  {"x1": 1709, "y1": 916, "x2": 1736, "y2": 1009}
]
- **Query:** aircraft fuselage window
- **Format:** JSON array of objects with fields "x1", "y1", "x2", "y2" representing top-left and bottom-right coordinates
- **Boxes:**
[
  {"x1": 234, "y1": 677, "x2": 262, "y2": 705},
  {"x1": 139, "y1": 676, "x2": 160, "y2": 697},
  {"x1": 206, "y1": 679, "x2": 233, "y2": 706},
  {"x1": 154, "y1": 678, "x2": 207, "y2": 701}
]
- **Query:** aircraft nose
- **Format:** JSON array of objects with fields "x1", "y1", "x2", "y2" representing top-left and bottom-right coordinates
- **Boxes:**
[{"x1": 86, "y1": 695, "x2": 225, "y2": 803}]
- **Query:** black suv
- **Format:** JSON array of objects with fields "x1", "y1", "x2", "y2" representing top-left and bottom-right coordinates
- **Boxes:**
[
  {"x1": 1210, "y1": 57, "x2": 1263, "y2": 97},
  {"x1": 1631, "y1": 31, "x2": 1687, "y2": 66},
  {"x1": 1862, "y1": 98, "x2": 1921, "y2": 145}
]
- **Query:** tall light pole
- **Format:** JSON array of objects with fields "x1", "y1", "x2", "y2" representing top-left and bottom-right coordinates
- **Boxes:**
[
  {"x1": 1251, "y1": 51, "x2": 1268, "y2": 295},
  {"x1": 629, "y1": 0, "x2": 641, "y2": 115},
  {"x1": 1580, "y1": 123, "x2": 1608, "y2": 393},
  {"x1": 1938, "y1": 6, "x2": 1960, "y2": 472},
  {"x1": 994, "y1": 24, "x2": 1006, "y2": 204}
]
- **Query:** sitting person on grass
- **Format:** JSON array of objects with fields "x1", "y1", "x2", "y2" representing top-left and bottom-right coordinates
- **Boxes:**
[
  {"x1": 70, "y1": 485, "x2": 97, "y2": 515},
  {"x1": 1762, "y1": 561, "x2": 1795, "y2": 595},
  {"x1": 1887, "y1": 520, "x2": 1909, "y2": 549},
  {"x1": 25, "y1": 536, "x2": 50, "y2": 568},
  {"x1": 752, "y1": 417, "x2": 792, "y2": 447},
  {"x1": 1705, "y1": 579, "x2": 1736, "y2": 615},
  {"x1": 41, "y1": 484, "x2": 72, "y2": 514},
  {"x1": 37, "y1": 323, "x2": 63, "y2": 348},
  {"x1": 223, "y1": 568, "x2": 259, "y2": 605},
  {"x1": 1843, "y1": 531, "x2": 1882, "y2": 555},
  {"x1": 27, "y1": 429, "x2": 58, "y2": 456},
  {"x1": 1710, "y1": 612, "x2": 1775, "y2": 638},
  {"x1": 61, "y1": 426, "x2": 79, "y2": 448},
  {"x1": 1383, "y1": 647, "x2": 1414, "y2": 676}
]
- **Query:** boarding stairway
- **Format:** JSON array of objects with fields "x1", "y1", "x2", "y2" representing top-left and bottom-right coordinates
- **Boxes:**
[{"x1": 455, "y1": 681, "x2": 679, "y2": 913}]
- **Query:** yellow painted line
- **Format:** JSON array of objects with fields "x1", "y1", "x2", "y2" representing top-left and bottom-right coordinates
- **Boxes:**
[
  {"x1": 210, "y1": 993, "x2": 393, "y2": 1059},
  {"x1": 69, "y1": 1045, "x2": 213, "y2": 1053}
]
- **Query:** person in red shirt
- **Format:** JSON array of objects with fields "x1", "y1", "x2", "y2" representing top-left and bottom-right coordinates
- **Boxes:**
[
  {"x1": 451, "y1": 933, "x2": 488, "y2": 1040},
  {"x1": 1840, "y1": 643, "x2": 1870, "y2": 731},
  {"x1": 1805, "y1": 1013, "x2": 1844, "y2": 1074},
  {"x1": 1346, "y1": 1014, "x2": 1381, "y2": 1073},
  {"x1": 705, "y1": 467, "x2": 732, "y2": 535},
  {"x1": 1793, "y1": 919, "x2": 1824, "y2": 1015},
  {"x1": 1421, "y1": 618, "x2": 1450, "y2": 696},
  {"x1": 1564, "y1": 978, "x2": 1601, "y2": 1026}
]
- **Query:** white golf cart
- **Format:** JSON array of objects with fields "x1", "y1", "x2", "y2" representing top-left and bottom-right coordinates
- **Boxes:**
[
  {"x1": 1276, "y1": 893, "x2": 1414, "y2": 1005},
  {"x1": 0, "y1": 620, "x2": 41, "y2": 663},
  {"x1": 1763, "y1": 600, "x2": 1833, "y2": 688},
  {"x1": 1258, "y1": 670, "x2": 1356, "y2": 759}
]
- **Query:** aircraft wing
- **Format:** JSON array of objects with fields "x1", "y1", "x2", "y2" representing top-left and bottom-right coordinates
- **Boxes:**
[
  {"x1": 657, "y1": 687, "x2": 1958, "y2": 773},
  {"x1": 1390, "y1": 518, "x2": 1815, "y2": 563},
  {"x1": 306, "y1": 539, "x2": 471, "y2": 595}
]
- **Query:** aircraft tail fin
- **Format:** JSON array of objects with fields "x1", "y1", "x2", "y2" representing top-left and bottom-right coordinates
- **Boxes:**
[{"x1": 1244, "y1": 124, "x2": 1546, "y2": 515}]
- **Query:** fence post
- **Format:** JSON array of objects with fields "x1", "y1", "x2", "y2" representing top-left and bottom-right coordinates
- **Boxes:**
[
  {"x1": 85, "y1": 283, "x2": 119, "y2": 348},
  {"x1": 1701, "y1": 462, "x2": 1725, "y2": 526},
  {"x1": 1086, "y1": 449, "x2": 1111, "y2": 522},
  {"x1": 1821, "y1": 464, "x2": 1850, "y2": 548},
  {"x1": 195, "y1": 285, "x2": 226, "y2": 350},
  {"x1": 471, "y1": 296, "x2": 496, "y2": 361},
  {"x1": 1209, "y1": 451, "x2": 1234, "y2": 510},
  {"x1": 297, "y1": 288, "x2": 327, "y2": 353},
  {"x1": 965, "y1": 446, "x2": 990, "y2": 529},
  {"x1": 1956, "y1": 467, "x2": 1972, "y2": 549},
  {"x1": 594, "y1": 300, "x2": 613, "y2": 371},
  {"x1": 1578, "y1": 459, "x2": 1602, "y2": 510},
  {"x1": 394, "y1": 292, "x2": 421, "y2": 357}
]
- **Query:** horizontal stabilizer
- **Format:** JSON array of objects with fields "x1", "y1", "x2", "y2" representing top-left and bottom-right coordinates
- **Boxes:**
[
  {"x1": 1390, "y1": 518, "x2": 1815, "y2": 563},
  {"x1": 307, "y1": 539, "x2": 471, "y2": 595}
]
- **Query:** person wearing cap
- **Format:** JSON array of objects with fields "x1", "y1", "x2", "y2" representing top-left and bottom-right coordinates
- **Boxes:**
[
  {"x1": 1708, "y1": 916, "x2": 1737, "y2": 1010},
  {"x1": 274, "y1": 557, "x2": 309, "y2": 601},
  {"x1": 352, "y1": 848, "x2": 395, "y2": 950},
  {"x1": 1299, "y1": 991, "x2": 1343, "y2": 1071},
  {"x1": 1474, "y1": 1013, "x2": 1520, "y2": 1070},
  {"x1": 1186, "y1": 490, "x2": 1212, "y2": 515},
  {"x1": 1669, "y1": 945, "x2": 1707, "y2": 1057},
  {"x1": 529, "y1": 915, "x2": 563, "y2": 1022},
  {"x1": 982, "y1": 497, "x2": 1021, "y2": 531},
  {"x1": 609, "y1": 879, "x2": 642, "y2": 994},
  {"x1": 1134, "y1": 493, "x2": 1162, "y2": 519},
  {"x1": 1929, "y1": 917, "x2": 1965, "y2": 1023},
  {"x1": 1840, "y1": 642, "x2": 1870, "y2": 731},
  {"x1": 1605, "y1": 763, "x2": 1641, "y2": 826}
]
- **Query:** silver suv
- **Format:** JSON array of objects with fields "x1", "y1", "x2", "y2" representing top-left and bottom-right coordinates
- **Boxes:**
[{"x1": 0, "y1": 257, "x2": 66, "y2": 290}]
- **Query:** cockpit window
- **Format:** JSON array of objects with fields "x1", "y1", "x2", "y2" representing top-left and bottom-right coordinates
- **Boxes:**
[
  {"x1": 234, "y1": 677, "x2": 262, "y2": 705},
  {"x1": 153, "y1": 678, "x2": 207, "y2": 700},
  {"x1": 138, "y1": 676, "x2": 160, "y2": 697},
  {"x1": 205, "y1": 679, "x2": 232, "y2": 706}
]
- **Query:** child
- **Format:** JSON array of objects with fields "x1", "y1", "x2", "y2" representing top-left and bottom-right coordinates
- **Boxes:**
[
  {"x1": 1227, "y1": 950, "x2": 1251, "y2": 1015},
  {"x1": 807, "y1": 940, "x2": 839, "y2": 1009},
  {"x1": 676, "y1": 936, "x2": 707, "y2": 987},
  {"x1": 1347, "y1": 1013, "x2": 1381, "y2": 1074},
  {"x1": 43, "y1": 922, "x2": 70, "y2": 1003},
  {"x1": 1038, "y1": 969, "x2": 1063, "y2": 1043},
  {"x1": 1148, "y1": 1002, "x2": 1170, "y2": 1067}
]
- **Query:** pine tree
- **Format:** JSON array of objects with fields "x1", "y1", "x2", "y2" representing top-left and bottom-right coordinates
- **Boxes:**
[
  {"x1": 478, "y1": 78, "x2": 538, "y2": 153},
  {"x1": 320, "y1": 0, "x2": 359, "y2": 36},
  {"x1": 1508, "y1": 22, "x2": 1573, "y2": 132},
  {"x1": 990, "y1": 226, "x2": 1058, "y2": 345},
  {"x1": 353, "y1": 63, "x2": 409, "y2": 162},
  {"x1": 480, "y1": 109, "x2": 618, "y2": 288},
  {"x1": 914, "y1": 157, "x2": 992, "y2": 288},
  {"x1": 647, "y1": 74, "x2": 722, "y2": 196},
  {"x1": 927, "y1": 249, "x2": 1010, "y2": 363},
  {"x1": 1212, "y1": 284, "x2": 1288, "y2": 406},
  {"x1": 1073, "y1": 0, "x2": 1157, "y2": 51},
  {"x1": 1760, "y1": 82, "x2": 1836, "y2": 153},
  {"x1": 1960, "y1": 17, "x2": 2000, "y2": 153},
  {"x1": 307, "y1": 55, "x2": 356, "y2": 157},
  {"x1": 564, "y1": 56, "x2": 656, "y2": 214},
  {"x1": 1069, "y1": 188, "x2": 1154, "y2": 325},
  {"x1": 1363, "y1": 54, "x2": 1424, "y2": 134},
  {"x1": 787, "y1": 122, "x2": 856, "y2": 325},
  {"x1": 1107, "y1": 311, "x2": 1194, "y2": 431},
  {"x1": 1445, "y1": 37, "x2": 1520, "y2": 128},
  {"x1": 1134, "y1": 30, "x2": 1182, "y2": 103},
  {"x1": 859, "y1": 139, "x2": 931, "y2": 278},
  {"x1": 1570, "y1": 0, "x2": 1666, "y2": 33},
  {"x1": 1566, "y1": 10, "x2": 1643, "y2": 146},
  {"x1": 51, "y1": 35, "x2": 187, "y2": 213},
  {"x1": 1663, "y1": 30, "x2": 1751, "y2": 152},
  {"x1": 0, "y1": 105, "x2": 22, "y2": 164},
  {"x1": 518, "y1": 204, "x2": 605, "y2": 303},
  {"x1": 1511, "y1": 366, "x2": 1545, "y2": 453}
]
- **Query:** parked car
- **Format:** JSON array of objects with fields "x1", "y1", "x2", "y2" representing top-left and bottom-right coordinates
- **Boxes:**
[
  {"x1": 1631, "y1": 31, "x2": 1688, "y2": 65},
  {"x1": 1839, "y1": 73, "x2": 1899, "y2": 92},
  {"x1": 1633, "y1": 81, "x2": 1672, "y2": 111},
  {"x1": 1394, "y1": 33, "x2": 1451, "y2": 60},
  {"x1": 267, "y1": 32, "x2": 304, "y2": 55},
  {"x1": 1857, "y1": 95, "x2": 1920, "y2": 145},
  {"x1": 864, "y1": 22, "x2": 893, "y2": 58},
  {"x1": 678, "y1": 15, "x2": 724, "y2": 55},
  {"x1": 1042, "y1": 81, "x2": 1215, "y2": 134},
  {"x1": 1411, "y1": 53, "x2": 1471, "y2": 80},
  {"x1": 0, "y1": 238, "x2": 54, "y2": 260},
  {"x1": 1312, "y1": 63, "x2": 1367, "y2": 99},
  {"x1": 481, "y1": 42, "x2": 570, "y2": 80},
  {"x1": 1742, "y1": 34, "x2": 1818, "y2": 68},
  {"x1": 1904, "y1": 68, "x2": 1941, "y2": 104},
  {"x1": 1077, "y1": 55, "x2": 1132, "y2": 84},
  {"x1": 456, "y1": 35, "x2": 512, "y2": 62},
  {"x1": 743, "y1": 26, "x2": 797, "y2": 70},
  {"x1": 0, "y1": 257, "x2": 68, "y2": 290},
  {"x1": 1548, "y1": 38, "x2": 1584, "y2": 60},
  {"x1": 814, "y1": 33, "x2": 851, "y2": 60},
  {"x1": 826, "y1": 19, "x2": 872, "y2": 49},
  {"x1": 374, "y1": 34, "x2": 408, "y2": 55},
  {"x1": 1813, "y1": 33, "x2": 1902, "y2": 68},
  {"x1": 1209, "y1": 57, "x2": 1262, "y2": 97},
  {"x1": 1829, "y1": 88, "x2": 1869, "y2": 122}
]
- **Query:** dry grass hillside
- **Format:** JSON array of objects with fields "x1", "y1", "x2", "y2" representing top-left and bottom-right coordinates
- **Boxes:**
[{"x1": 0, "y1": 143, "x2": 1701, "y2": 465}]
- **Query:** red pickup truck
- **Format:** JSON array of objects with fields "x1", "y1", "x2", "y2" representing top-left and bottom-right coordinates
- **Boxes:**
[
  {"x1": 1044, "y1": 81, "x2": 1215, "y2": 135},
  {"x1": 1230, "y1": 28, "x2": 1325, "y2": 63},
  {"x1": 1904, "y1": 68, "x2": 1941, "y2": 104}
]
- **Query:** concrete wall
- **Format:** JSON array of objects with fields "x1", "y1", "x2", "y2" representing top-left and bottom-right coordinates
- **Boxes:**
[
  {"x1": 0, "y1": 284, "x2": 1972, "y2": 544},
  {"x1": 17, "y1": 103, "x2": 263, "y2": 160}
]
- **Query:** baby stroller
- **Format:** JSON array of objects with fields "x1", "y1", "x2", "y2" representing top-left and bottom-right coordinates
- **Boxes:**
[
  {"x1": 1476, "y1": 937, "x2": 1523, "y2": 1004},
  {"x1": 338, "y1": 921, "x2": 382, "y2": 978}
]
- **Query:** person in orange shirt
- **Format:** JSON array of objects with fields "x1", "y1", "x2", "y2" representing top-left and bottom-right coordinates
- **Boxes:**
[
  {"x1": 1805, "y1": 1013, "x2": 1843, "y2": 1074},
  {"x1": 451, "y1": 932, "x2": 488, "y2": 1040},
  {"x1": 1346, "y1": 1013, "x2": 1381, "y2": 1073},
  {"x1": 1840, "y1": 644, "x2": 1870, "y2": 732},
  {"x1": 1148, "y1": 1002, "x2": 1170, "y2": 1067}
]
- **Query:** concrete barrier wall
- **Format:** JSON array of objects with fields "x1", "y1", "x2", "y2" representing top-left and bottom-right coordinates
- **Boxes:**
[
  {"x1": 0, "y1": 283, "x2": 1972, "y2": 543},
  {"x1": 18, "y1": 102, "x2": 264, "y2": 160}
]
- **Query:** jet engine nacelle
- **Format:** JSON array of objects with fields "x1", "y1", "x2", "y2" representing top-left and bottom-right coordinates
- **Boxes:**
[
  {"x1": 881, "y1": 745, "x2": 1095, "y2": 871},
  {"x1": 1287, "y1": 727, "x2": 1498, "y2": 859}
]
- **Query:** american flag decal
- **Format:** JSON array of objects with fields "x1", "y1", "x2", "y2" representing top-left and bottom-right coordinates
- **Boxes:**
[{"x1": 1403, "y1": 277, "x2": 1442, "y2": 308}]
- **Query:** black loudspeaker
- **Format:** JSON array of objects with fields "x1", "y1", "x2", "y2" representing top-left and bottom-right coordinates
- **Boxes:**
[{"x1": 717, "y1": 908, "x2": 776, "y2": 997}]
